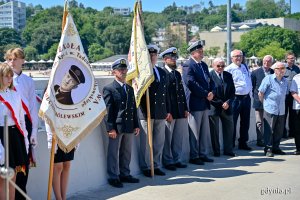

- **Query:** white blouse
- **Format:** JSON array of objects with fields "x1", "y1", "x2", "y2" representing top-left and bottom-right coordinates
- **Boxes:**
[{"x1": 0, "y1": 89, "x2": 29, "y2": 152}]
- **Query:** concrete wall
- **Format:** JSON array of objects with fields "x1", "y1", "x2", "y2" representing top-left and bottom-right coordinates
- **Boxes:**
[{"x1": 26, "y1": 76, "x2": 257, "y2": 199}]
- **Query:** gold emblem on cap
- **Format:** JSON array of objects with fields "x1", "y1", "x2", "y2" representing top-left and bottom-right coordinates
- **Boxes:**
[
  {"x1": 120, "y1": 59, "x2": 126, "y2": 64},
  {"x1": 75, "y1": 69, "x2": 81, "y2": 76},
  {"x1": 172, "y1": 49, "x2": 177, "y2": 54}
]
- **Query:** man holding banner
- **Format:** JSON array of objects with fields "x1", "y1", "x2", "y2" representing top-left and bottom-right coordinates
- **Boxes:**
[{"x1": 138, "y1": 44, "x2": 172, "y2": 177}]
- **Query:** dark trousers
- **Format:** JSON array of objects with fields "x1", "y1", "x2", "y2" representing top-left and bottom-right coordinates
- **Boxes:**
[
  {"x1": 264, "y1": 112, "x2": 285, "y2": 151},
  {"x1": 15, "y1": 116, "x2": 31, "y2": 200},
  {"x1": 232, "y1": 95, "x2": 251, "y2": 146},
  {"x1": 209, "y1": 111, "x2": 234, "y2": 154},
  {"x1": 294, "y1": 110, "x2": 300, "y2": 151},
  {"x1": 284, "y1": 93, "x2": 296, "y2": 137}
]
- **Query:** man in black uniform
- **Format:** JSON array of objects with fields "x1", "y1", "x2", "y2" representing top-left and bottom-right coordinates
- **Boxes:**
[
  {"x1": 139, "y1": 44, "x2": 172, "y2": 177},
  {"x1": 103, "y1": 58, "x2": 140, "y2": 188},
  {"x1": 160, "y1": 47, "x2": 188, "y2": 170},
  {"x1": 54, "y1": 65, "x2": 85, "y2": 105}
]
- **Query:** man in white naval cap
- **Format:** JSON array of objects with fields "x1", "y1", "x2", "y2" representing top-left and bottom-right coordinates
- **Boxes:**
[
  {"x1": 182, "y1": 40, "x2": 215, "y2": 165},
  {"x1": 103, "y1": 58, "x2": 140, "y2": 188},
  {"x1": 160, "y1": 47, "x2": 188, "y2": 171},
  {"x1": 138, "y1": 44, "x2": 173, "y2": 177}
]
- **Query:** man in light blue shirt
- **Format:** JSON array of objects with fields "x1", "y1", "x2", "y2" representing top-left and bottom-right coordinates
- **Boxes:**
[
  {"x1": 290, "y1": 73, "x2": 300, "y2": 155},
  {"x1": 258, "y1": 62, "x2": 288, "y2": 157},
  {"x1": 225, "y1": 49, "x2": 252, "y2": 150}
]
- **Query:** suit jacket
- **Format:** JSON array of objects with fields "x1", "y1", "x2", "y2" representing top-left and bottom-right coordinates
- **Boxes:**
[
  {"x1": 182, "y1": 58, "x2": 215, "y2": 111},
  {"x1": 251, "y1": 67, "x2": 274, "y2": 109},
  {"x1": 54, "y1": 85, "x2": 73, "y2": 105},
  {"x1": 138, "y1": 66, "x2": 171, "y2": 120},
  {"x1": 103, "y1": 80, "x2": 139, "y2": 134},
  {"x1": 210, "y1": 70, "x2": 235, "y2": 115},
  {"x1": 163, "y1": 66, "x2": 187, "y2": 119}
]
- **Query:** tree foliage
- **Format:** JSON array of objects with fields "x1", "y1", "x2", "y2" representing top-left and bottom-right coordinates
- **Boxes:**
[
  {"x1": 238, "y1": 26, "x2": 300, "y2": 57},
  {"x1": 257, "y1": 41, "x2": 287, "y2": 60}
]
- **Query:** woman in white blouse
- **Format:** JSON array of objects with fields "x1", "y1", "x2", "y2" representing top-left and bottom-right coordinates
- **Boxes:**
[{"x1": 0, "y1": 63, "x2": 29, "y2": 200}]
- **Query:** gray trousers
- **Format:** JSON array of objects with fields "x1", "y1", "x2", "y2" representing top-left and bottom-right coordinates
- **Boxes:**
[
  {"x1": 163, "y1": 118, "x2": 188, "y2": 165},
  {"x1": 209, "y1": 111, "x2": 234, "y2": 154},
  {"x1": 139, "y1": 119, "x2": 165, "y2": 170},
  {"x1": 264, "y1": 112, "x2": 285, "y2": 151},
  {"x1": 107, "y1": 133, "x2": 133, "y2": 179},
  {"x1": 188, "y1": 110, "x2": 211, "y2": 159},
  {"x1": 255, "y1": 109, "x2": 264, "y2": 142}
]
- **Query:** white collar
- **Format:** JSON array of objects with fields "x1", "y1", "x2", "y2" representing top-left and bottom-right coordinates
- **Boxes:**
[{"x1": 115, "y1": 79, "x2": 125, "y2": 87}]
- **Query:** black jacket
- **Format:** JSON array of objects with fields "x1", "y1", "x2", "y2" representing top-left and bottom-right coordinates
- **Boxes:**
[
  {"x1": 103, "y1": 80, "x2": 139, "y2": 134},
  {"x1": 210, "y1": 70, "x2": 235, "y2": 115}
]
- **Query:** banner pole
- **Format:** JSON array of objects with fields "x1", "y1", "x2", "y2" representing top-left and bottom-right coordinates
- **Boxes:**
[
  {"x1": 146, "y1": 90, "x2": 154, "y2": 177},
  {"x1": 47, "y1": 134, "x2": 56, "y2": 200}
]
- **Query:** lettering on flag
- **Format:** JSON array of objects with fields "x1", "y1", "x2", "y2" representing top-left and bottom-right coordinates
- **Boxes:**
[
  {"x1": 39, "y1": 14, "x2": 107, "y2": 153},
  {"x1": 126, "y1": 1, "x2": 154, "y2": 107}
]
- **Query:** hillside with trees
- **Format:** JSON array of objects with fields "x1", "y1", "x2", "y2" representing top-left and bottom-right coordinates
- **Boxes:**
[{"x1": 0, "y1": 0, "x2": 299, "y2": 61}]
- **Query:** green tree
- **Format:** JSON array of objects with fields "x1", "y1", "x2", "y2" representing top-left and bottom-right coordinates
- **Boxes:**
[
  {"x1": 257, "y1": 42, "x2": 286, "y2": 61},
  {"x1": 0, "y1": 28, "x2": 22, "y2": 46},
  {"x1": 178, "y1": 43, "x2": 189, "y2": 58},
  {"x1": 88, "y1": 43, "x2": 113, "y2": 62},
  {"x1": 245, "y1": 0, "x2": 287, "y2": 19},
  {"x1": 40, "y1": 43, "x2": 58, "y2": 60},
  {"x1": 238, "y1": 26, "x2": 300, "y2": 57},
  {"x1": 24, "y1": 46, "x2": 38, "y2": 61},
  {"x1": 0, "y1": 43, "x2": 21, "y2": 62}
]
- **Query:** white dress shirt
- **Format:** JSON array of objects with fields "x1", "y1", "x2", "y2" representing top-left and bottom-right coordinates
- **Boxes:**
[
  {"x1": 0, "y1": 89, "x2": 29, "y2": 152},
  {"x1": 13, "y1": 72, "x2": 39, "y2": 139},
  {"x1": 225, "y1": 63, "x2": 252, "y2": 95}
]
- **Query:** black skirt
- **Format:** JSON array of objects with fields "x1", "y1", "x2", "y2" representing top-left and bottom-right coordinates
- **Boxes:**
[
  {"x1": 0, "y1": 126, "x2": 29, "y2": 169},
  {"x1": 54, "y1": 146, "x2": 75, "y2": 163}
]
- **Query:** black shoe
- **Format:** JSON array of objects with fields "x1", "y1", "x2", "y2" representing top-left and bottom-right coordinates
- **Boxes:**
[
  {"x1": 154, "y1": 168, "x2": 166, "y2": 176},
  {"x1": 238, "y1": 144, "x2": 252, "y2": 151},
  {"x1": 165, "y1": 164, "x2": 176, "y2": 171},
  {"x1": 272, "y1": 149, "x2": 286, "y2": 155},
  {"x1": 119, "y1": 175, "x2": 139, "y2": 183},
  {"x1": 108, "y1": 179, "x2": 123, "y2": 188},
  {"x1": 294, "y1": 151, "x2": 300, "y2": 155},
  {"x1": 142, "y1": 169, "x2": 152, "y2": 177},
  {"x1": 200, "y1": 156, "x2": 214, "y2": 162},
  {"x1": 175, "y1": 162, "x2": 187, "y2": 168},
  {"x1": 224, "y1": 152, "x2": 236, "y2": 157},
  {"x1": 256, "y1": 140, "x2": 265, "y2": 147},
  {"x1": 189, "y1": 158, "x2": 204, "y2": 165},
  {"x1": 266, "y1": 149, "x2": 274, "y2": 157},
  {"x1": 214, "y1": 152, "x2": 221, "y2": 157}
]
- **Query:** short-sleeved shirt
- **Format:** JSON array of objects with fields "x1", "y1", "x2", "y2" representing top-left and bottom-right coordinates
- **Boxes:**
[
  {"x1": 290, "y1": 74, "x2": 300, "y2": 110},
  {"x1": 258, "y1": 74, "x2": 288, "y2": 115}
]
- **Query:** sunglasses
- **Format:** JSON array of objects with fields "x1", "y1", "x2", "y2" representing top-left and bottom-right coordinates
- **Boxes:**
[{"x1": 216, "y1": 65, "x2": 225, "y2": 68}]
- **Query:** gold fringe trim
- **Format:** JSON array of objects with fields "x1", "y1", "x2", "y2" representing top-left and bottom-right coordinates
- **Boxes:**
[
  {"x1": 15, "y1": 165, "x2": 26, "y2": 176},
  {"x1": 40, "y1": 109, "x2": 107, "y2": 153}
]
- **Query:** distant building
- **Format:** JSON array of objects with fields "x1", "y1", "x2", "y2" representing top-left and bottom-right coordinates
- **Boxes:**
[
  {"x1": 178, "y1": 4, "x2": 202, "y2": 14},
  {"x1": 113, "y1": 7, "x2": 131, "y2": 16},
  {"x1": 0, "y1": 0, "x2": 26, "y2": 30},
  {"x1": 169, "y1": 22, "x2": 189, "y2": 44}
]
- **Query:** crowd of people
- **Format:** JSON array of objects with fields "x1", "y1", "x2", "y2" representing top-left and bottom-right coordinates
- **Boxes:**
[{"x1": 0, "y1": 42, "x2": 300, "y2": 199}]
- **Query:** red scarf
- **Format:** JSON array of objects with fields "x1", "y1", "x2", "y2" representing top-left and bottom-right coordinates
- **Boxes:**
[
  {"x1": 0, "y1": 94, "x2": 25, "y2": 137},
  {"x1": 13, "y1": 87, "x2": 32, "y2": 124}
]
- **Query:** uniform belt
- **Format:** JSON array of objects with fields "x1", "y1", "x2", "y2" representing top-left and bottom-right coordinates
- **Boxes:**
[{"x1": 235, "y1": 94, "x2": 249, "y2": 98}]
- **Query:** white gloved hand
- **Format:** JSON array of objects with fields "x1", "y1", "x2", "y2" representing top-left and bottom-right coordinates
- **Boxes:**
[{"x1": 0, "y1": 141, "x2": 5, "y2": 165}]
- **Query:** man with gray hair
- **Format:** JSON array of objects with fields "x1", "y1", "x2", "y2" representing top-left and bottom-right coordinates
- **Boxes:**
[
  {"x1": 209, "y1": 58, "x2": 236, "y2": 157},
  {"x1": 225, "y1": 49, "x2": 252, "y2": 150},
  {"x1": 251, "y1": 55, "x2": 274, "y2": 147},
  {"x1": 258, "y1": 62, "x2": 288, "y2": 157}
]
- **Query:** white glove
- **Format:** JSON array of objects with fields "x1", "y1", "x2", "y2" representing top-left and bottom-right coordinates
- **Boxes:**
[{"x1": 0, "y1": 141, "x2": 4, "y2": 165}]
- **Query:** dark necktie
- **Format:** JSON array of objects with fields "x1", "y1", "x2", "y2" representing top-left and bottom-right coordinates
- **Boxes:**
[
  {"x1": 219, "y1": 73, "x2": 223, "y2": 83},
  {"x1": 123, "y1": 84, "x2": 127, "y2": 94},
  {"x1": 219, "y1": 73, "x2": 225, "y2": 96}
]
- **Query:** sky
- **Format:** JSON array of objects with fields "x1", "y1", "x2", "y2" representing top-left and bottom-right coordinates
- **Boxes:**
[{"x1": 22, "y1": 0, "x2": 300, "y2": 13}]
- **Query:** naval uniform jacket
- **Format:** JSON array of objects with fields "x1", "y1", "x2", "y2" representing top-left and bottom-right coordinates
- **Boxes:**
[
  {"x1": 183, "y1": 58, "x2": 215, "y2": 112},
  {"x1": 54, "y1": 85, "x2": 73, "y2": 105},
  {"x1": 163, "y1": 66, "x2": 187, "y2": 119},
  {"x1": 103, "y1": 80, "x2": 138, "y2": 134},
  {"x1": 210, "y1": 70, "x2": 235, "y2": 116},
  {"x1": 138, "y1": 66, "x2": 171, "y2": 120},
  {"x1": 251, "y1": 67, "x2": 274, "y2": 110}
]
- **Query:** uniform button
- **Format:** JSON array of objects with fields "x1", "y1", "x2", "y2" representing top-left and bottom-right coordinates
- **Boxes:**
[
  {"x1": 126, "y1": 118, "x2": 128, "y2": 120},
  {"x1": 163, "y1": 94, "x2": 165, "y2": 96},
  {"x1": 122, "y1": 102, "x2": 124, "y2": 104},
  {"x1": 155, "y1": 93, "x2": 157, "y2": 95}
]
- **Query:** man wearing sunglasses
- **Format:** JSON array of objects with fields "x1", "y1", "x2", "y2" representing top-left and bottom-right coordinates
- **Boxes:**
[
  {"x1": 209, "y1": 58, "x2": 236, "y2": 157},
  {"x1": 160, "y1": 47, "x2": 188, "y2": 171}
]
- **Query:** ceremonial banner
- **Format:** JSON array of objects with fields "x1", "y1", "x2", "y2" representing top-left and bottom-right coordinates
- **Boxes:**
[
  {"x1": 127, "y1": 1, "x2": 154, "y2": 107},
  {"x1": 39, "y1": 13, "x2": 106, "y2": 153}
]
